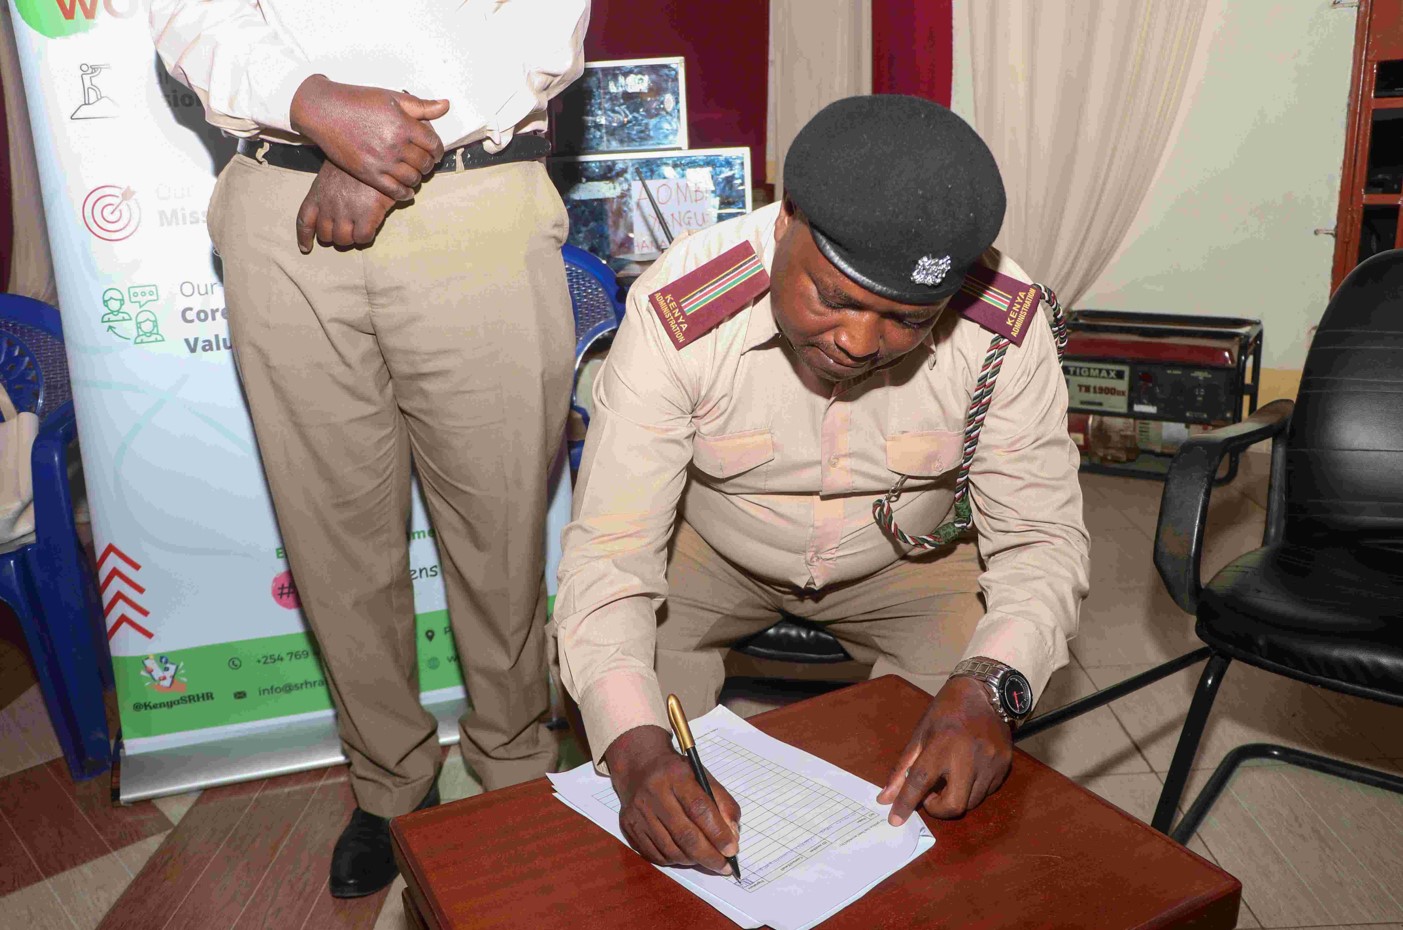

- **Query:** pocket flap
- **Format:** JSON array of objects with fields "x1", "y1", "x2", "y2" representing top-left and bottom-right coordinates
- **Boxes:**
[
  {"x1": 885, "y1": 431, "x2": 962, "y2": 477},
  {"x1": 693, "y1": 429, "x2": 775, "y2": 479}
]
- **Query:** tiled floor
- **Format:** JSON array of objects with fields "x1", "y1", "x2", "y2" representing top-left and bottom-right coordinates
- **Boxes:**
[{"x1": 1, "y1": 456, "x2": 1401, "y2": 929}]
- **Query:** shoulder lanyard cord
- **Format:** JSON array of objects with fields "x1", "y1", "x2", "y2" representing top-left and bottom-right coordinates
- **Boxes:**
[{"x1": 872, "y1": 283, "x2": 1068, "y2": 550}]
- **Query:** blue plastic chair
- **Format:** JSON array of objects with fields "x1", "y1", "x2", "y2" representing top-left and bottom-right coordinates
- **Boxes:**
[
  {"x1": 0, "y1": 295, "x2": 111, "y2": 781},
  {"x1": 562, "y1": 245, "x2": 626, "y2": 473}
]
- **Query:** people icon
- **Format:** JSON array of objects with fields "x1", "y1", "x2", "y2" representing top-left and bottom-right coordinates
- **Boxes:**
[
  {"x1": 100, "y1": 287, "x2": 131, "y2": 323},
  {"x1": 71, "y1": 63, "x2": 118, "y2": 120},
  {"x1": 134, "y1": 308, "x2": 165, "y2": 345}
]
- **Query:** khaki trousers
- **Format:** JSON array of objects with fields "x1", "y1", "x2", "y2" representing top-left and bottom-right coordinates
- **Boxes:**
[
  {"x1": 209, "y1": 154, "x2": 574, "y2": 814},
  {"x1": 657, "y1": 521, "x2": 985, "y2": 716}
]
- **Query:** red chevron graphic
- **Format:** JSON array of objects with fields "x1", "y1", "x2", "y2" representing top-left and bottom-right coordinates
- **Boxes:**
[
  {"x1": 107, "y1": 614, "x2": 153, "y2": 640},
  {"x1": 99, "y1": 542, "x2": 153, "y2": 640},
  {"x1": 104, "y1": 590, "x2": 149, "y2": 619},
  {"x1": 100, "y1": 567, "x2": 146, "y2": 596},
  {"x1": 97, "y1": 543, "x2": 141, "y2": 573}
]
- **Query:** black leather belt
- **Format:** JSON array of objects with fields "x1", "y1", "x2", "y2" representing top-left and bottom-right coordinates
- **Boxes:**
[{"x1": 236, "y1": 133, "x2": 552, "y2": 174}]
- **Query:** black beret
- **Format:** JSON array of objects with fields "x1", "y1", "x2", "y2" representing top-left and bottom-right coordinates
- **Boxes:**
[{"x1": 784, "y1": 95, "x2": 1006, "y2": 305}]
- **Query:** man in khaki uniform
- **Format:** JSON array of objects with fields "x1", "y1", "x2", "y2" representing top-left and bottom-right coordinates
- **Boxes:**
[
  {"x1": 552, "y1": 96, "x2": 1089, "y2": 875},
  {"x1": 152, "y1": 0, "x2": 589, "y2": 897}
]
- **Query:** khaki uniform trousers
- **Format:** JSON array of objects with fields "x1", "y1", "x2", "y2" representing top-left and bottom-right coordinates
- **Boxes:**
[
  {"x1": 657, "y1": 521, "x2": 985, "y2": 715},
  {"x1": 209, "y1": 153, "x2": 574, "y2": 815}
]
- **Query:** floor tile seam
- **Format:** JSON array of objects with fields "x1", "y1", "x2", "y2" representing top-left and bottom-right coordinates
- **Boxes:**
[
  {"x1": 226, "y1": 767, "x2": 334, "y2": 930},
  {"x1": 38, "y1": 763, "x2": 126, "y2": 866},
  {"x1": 1336, "y1": 770, "x2": 1403, "y2": 834},
  {"x1": 0, "y1": 806, "x2": 49, "y2": 897},
  {"x1": 1298, "y1": 691, "x2": 1401, "y2": 761},
  {"x1": 1278, "y1": 768, "x2": 1403, "y2": 918},
  {"x1": 156, "y1": 776, "x2": 273, "y2": 930},
  {"x1": 0, "y1": 702, "x2": 42, "y2": 773},
  {"x1": 291, "y1": 768, "x2": 345, "y2": 930},
  {"x1": 1108, "y1": 510, "x2": 1156, "y2": 542},
  {"x1": 1208, "y1": 773, "x2": 1334, "y2": 923},
  {"x1": 1139, "y1": 768, "x2": 1212, "y2": 853},
  {"x1": 43, "y1": 877, "x2": 82, "y2": 930},
  {"x1": 1104, "y1": 691, "x2": 1159, "y2": 775}
]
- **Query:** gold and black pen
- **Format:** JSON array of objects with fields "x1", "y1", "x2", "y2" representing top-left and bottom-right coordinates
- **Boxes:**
[{"x1": 666, "y1": 693, "x2": 741, "y2": 880}]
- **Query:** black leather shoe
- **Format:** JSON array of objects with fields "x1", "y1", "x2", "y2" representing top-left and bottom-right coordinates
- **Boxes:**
[{"x1": 329, "y1": 783, "x2": 440, "y2": 898}]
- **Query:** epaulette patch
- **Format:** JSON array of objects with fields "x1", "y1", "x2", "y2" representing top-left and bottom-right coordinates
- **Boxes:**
[
  {"x1": 648, "y1": 242, "x2": 770, "y2": 349},
  {"x1": 950, "y1": 263, "x2": 1041, "y2": 347}
]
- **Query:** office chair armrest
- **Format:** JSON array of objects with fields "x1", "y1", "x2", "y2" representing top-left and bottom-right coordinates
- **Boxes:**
[{"x1": 1153, "y1": 399, "x2": 1294, "y2": 614}]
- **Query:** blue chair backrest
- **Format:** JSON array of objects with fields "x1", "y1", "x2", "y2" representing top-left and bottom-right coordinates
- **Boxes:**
[
  {"x1": 563, "y1": 244, "x2": 625, "y2": 363},
  {"x1": 0, "y1": 295, "x2": 68, "y2": 424}
]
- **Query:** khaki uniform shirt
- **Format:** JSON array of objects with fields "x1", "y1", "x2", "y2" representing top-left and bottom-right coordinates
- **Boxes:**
[
  {"x1": 554, "y1": 203, "x2": 1090, "y2": 764},
  {"x1": 151, "y1": 0, "x2": 589, "y2": 150}
]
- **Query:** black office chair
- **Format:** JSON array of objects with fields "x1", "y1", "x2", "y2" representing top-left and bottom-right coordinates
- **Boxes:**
[
  {"x1": 732, "y1": 616, "x2": 853, "y2": 665},
  {"x1": 1023, "y1": 250, "x2": 1403, "y2": 843},
  {"x1": 1141, "y1": 249, "x2": 1403, "y2": 840}
]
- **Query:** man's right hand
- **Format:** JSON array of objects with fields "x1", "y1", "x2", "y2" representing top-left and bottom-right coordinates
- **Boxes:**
[
  {"x1": 296, "y1": 160, "x2": 395, "y2": 253},
  {"x1": 605, "y1": 725, "x2": 741, "y2": 874},
  {"x1": 290, "y1": 74, "x2": 449, "y2": 202}
]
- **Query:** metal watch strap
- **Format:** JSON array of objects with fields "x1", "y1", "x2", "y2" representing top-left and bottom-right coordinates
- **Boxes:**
[{"x1": 951, "y1": 656, "x2": 1018, "y2": 727}]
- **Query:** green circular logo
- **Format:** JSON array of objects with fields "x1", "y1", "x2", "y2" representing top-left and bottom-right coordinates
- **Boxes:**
[{"x1": 14, "y1": 0, "x2": 103, "y2": 39}]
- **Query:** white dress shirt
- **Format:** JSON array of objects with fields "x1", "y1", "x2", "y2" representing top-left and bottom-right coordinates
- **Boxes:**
[{"x1": 150, "y1": 0, "x2": 590, "y2": 150}]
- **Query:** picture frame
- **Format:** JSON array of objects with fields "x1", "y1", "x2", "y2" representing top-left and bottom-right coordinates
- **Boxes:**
[
  {"x1": 548, "y1": 147, "x2": 753, "y2": 264},
  {"x1": 552, "y1": 57, "x2": 689, "y2": 155}
]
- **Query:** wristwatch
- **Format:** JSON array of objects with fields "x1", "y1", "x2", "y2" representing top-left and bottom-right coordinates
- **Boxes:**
[{"x1": 951, "y1": 657, "x2": 1034, "y2": 728}]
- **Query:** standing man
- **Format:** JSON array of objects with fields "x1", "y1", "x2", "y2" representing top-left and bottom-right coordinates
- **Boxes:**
[
  {"x1": 152, "y1": 0, "x2": 589, "y2": 897},
  {"x1": 553, "y1": 96, "x2": 1089, "y2": 874}
]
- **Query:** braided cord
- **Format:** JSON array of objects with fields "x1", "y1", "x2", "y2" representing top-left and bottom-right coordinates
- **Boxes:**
[{"x1": 872, "y1": 283, "x2": 1068, "y2": 550}]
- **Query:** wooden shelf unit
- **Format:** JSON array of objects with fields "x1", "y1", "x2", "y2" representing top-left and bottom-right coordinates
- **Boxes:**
[{"x1": 1334, "y1": 0, "x2": 1403, "y2": 291}]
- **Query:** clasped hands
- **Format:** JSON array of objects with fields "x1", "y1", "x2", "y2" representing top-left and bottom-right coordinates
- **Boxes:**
[
  {"x1": 605, "y1": 676, "x2": 1014, "y2": 874},
  {"x1": 287, "y1": 74, "x2": 449, "y2": 252}
]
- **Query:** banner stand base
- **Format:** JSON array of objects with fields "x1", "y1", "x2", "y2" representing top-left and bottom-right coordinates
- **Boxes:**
[{"x1": 115, "y1": 693, "x2": 468, "y2": 805}]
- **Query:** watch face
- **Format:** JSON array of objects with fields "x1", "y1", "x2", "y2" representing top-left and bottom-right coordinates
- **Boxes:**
[{"x1": 1000, "y1": 671, "x2": 1034, "y2": 718}]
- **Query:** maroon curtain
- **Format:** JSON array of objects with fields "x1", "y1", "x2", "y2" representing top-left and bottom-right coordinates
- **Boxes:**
[
  {"x1": 583, "y1": 1, "x2": 770, "y2": 184},
  {"x1": 871, "y1": 0, "x2": 953, "y2": 106}
]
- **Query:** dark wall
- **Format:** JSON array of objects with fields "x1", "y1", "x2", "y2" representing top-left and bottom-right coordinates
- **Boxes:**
[{"x1": 583, "y1": 1, "x2": 771, "y2": 184}]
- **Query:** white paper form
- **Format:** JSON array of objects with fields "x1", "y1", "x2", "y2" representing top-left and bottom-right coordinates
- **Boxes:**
[{"x1": 548, "y1": 707, "x2": 934, "y2": 930}]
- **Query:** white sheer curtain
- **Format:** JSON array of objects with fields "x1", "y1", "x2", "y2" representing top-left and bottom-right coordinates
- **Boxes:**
[
  {"x1": 966, "y1": 0, "x2": 1209, "y2": 305},
  {"x1": 767, "y1": 0, "x2": 871, "y2": 199},
  {"x1": 1, "y1": 3, "x2": 57, "y2": 305}
]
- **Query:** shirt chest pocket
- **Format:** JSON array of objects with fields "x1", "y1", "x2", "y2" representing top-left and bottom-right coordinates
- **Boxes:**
[
  {"x1": 692, "y1": 428, "x2": 775, "y2": 489},
  {"x1": 885, "y1": 430, "x2": 963, "y2": 479}
]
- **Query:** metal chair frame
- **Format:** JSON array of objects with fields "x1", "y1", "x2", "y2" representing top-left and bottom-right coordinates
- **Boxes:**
[{"x1": 1014, "y1": 399, "x2": 1403, "y2": 843}]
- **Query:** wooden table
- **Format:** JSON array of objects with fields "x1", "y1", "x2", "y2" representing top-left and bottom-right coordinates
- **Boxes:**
[{"x1": 391, "y1": 676, "x2": 1240, "y2": 929}]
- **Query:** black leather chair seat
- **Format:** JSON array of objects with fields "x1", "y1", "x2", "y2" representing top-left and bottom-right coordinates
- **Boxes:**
[
  {"x1": 732, "y1": 615, "x2": 853, "y2": 664},
  {"x1": 1198, "y1": 542, "x2": 1403, "y2": 706}
]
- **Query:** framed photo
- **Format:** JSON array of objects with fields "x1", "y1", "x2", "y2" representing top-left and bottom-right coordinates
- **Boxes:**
[
  {"x1": 548, "y1": 147, "x2": 753, "y2": 264},
  {"x1": 553, "y1": 57, "x2": 689, "y2": 155}
]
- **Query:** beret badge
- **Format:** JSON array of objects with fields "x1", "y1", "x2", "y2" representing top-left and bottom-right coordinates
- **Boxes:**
[{"x1": 911, "y1": 254, "x2": 952, "y2": 288}]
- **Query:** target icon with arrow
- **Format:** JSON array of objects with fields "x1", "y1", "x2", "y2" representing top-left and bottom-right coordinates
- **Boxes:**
[{"x1": 82, "y1": 184, "x2": 141, "y2": 241}]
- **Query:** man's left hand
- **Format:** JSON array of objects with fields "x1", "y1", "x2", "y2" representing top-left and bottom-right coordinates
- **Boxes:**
[{"x1": 877, "y1": 676, "x2": 1014, "y2": 825}]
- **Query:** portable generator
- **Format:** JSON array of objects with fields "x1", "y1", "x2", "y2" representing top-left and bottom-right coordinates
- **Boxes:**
[{"x1": 1061, "y1": 311, "x2": 1263, "y2": 482}]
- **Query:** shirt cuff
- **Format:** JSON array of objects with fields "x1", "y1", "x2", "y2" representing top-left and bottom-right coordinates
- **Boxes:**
[
  {"x1": 578, "y1": 669, "x2": 670, "y2": 773},
  {"x1": 961, "y1": 615, "x2": 1062, "y2": 711},
  {"x1": 249, "y1": 53, "x2": 322, "y2": 135}
]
